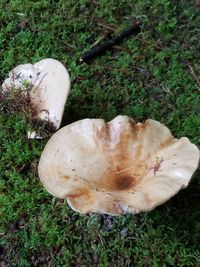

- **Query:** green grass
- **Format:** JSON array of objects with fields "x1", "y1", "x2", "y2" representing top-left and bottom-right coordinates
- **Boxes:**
[{"x1": 0, "y1": 0, "x2": 200, "y2": 266}]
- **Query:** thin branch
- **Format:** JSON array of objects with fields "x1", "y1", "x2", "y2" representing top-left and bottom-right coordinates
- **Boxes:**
[
  {"x1": 188, "y1": 64, "x2": 200, "y2": 86},
  {"x1": 97, "y1": 22, "x2": 116, "y2": 31}
]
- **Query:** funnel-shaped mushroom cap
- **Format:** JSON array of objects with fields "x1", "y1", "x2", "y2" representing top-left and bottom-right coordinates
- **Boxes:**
[
  {"x1": 2, "y1": 58, "x2": 70, "y2": 130},
  {"x1": 38, "y1": 116, "x2": 199, "y2": 215}
]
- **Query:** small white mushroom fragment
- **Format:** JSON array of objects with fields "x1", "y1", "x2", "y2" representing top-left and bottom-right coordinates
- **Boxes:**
[
  {"x1": 2, "y1": 58, "x2": 71, "y2": 137},
  {"x1": 27, "y1": 131, "x2": 43, "y2": 140},
  {"x1": 38, "y1": 115, "x2": 199, "y2": 215}
]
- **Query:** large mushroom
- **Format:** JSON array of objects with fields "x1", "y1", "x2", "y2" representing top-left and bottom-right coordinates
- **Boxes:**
[
  {"x1": 2, "y1": 58, "x2": 70, "y2": 137},
  {"x1": 38, "y1": 115, "x2": 199, "y2": 215}
]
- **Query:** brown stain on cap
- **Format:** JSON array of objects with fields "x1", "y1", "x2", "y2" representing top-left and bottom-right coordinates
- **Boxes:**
[
  {"x1": 112, "y1": 174, "x2": 135, "y2": 190},
  {"x1": 100, "y1": 169, "x2": 136, "y2": 192},
  {"x1": 66, "y1": 188, "x2": 94, "y2": 212},
  {"x1": 63, "y1": 175, "x2": 70, "y2": 180},
  {"x1": 160, "y1": 136, "x2": 174, "y2": 148},
  {"x1": 135, "y1": 144, "x2": 143, "y2": 159},
  {"x1": 95, "y1": 118, "x2": 147, "y2": 193},
  {"x1": 93, "y1": 122, "x2": 110, "y2": 150},
  {"x1": 112, "y1": 118, "x2": 138, "y2": 163},
  {"x1": 66, "y1": 188, "x2": 92, "y2": 200}
]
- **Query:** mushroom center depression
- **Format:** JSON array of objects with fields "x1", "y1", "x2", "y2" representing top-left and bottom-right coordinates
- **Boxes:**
[
  {"x1": 112, "y1": 174, "x2": 135, "y2": 190},
  {"x1": 100, "y1": 172, "x2": 136, "y2": 191}
]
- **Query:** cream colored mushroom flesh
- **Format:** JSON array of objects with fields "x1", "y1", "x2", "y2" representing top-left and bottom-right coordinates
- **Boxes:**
[
  {"x1": 2, "y1": 58, "x2": 71, "y2": 133},
  {"x1": 38, "y1": 115, "x2": 199, "y2": 215}
]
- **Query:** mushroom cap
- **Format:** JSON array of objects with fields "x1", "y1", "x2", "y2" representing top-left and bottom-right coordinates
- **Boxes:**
[
  {"x1": 2, "y1": 58, "x2": 71, "y2": 129},
  {"x1": 38, "y1": 115, "x2": 199, "y2": 215}
]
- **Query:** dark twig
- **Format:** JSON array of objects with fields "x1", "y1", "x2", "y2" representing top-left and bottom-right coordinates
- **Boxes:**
[{"x1": 80, "y1": 21, "x2": 142, "y2": 63}]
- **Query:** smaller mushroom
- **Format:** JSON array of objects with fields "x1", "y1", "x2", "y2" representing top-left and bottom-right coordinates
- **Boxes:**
[
  {"x1": 2, "y1": 58, "x2": 71, "y2": 137},
  {"x1": 38, "y1": 115, "x2": 200, "y2": 215}
]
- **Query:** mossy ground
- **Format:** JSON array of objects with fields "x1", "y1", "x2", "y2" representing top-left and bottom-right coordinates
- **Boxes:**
[{"x1": 0, "y1": 1, "x2": 200, "y2": 266}]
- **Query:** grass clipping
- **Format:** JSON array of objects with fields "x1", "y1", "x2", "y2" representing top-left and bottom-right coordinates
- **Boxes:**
[{"x1": 0, "y1": 82, "x2": 55, "y2": 138}]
